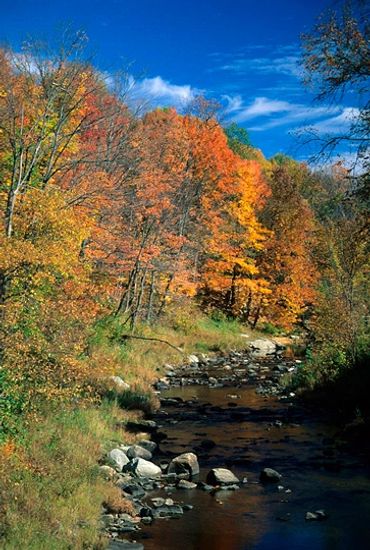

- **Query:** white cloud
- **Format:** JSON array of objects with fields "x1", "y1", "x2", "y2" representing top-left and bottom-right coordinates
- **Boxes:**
[
  {"x1": 133, "y1": 76, "x2": 199, "y2": 109},
  {"x1": 222, "y1": 94, "x2": 243, "y2": 114}
]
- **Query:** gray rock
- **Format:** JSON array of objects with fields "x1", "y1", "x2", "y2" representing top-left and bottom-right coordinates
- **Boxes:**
[
  {"x1": 260, "y1": 467, "x2": 282, "y2": 483},
  {"x1": 126, "y1": 445, "x2": 152, "y2": 461},
  {"x1": 206, "y1": 468, "x2": 240, "y2": 486},
  {"x1": 249, "y1": 339, "x2": 277, "y2": 356},
  {"x1": 305, "y1": 510, "x2": 328, "y2": 521},
  {"x1": 137, "y1": 439, "x2": 157, "y2": 453},
  {"x1": 151, "y1": 497, "x2": 165, "y2": 507},
  {"x1": 125, "y1": 458, "x2": 162, "y2": 478},
  {"x1": 107, "y1": 448, "x2": 130, "y2": 472},
  {"x1": 168, "y1": 452, "x2": 200, "y2": 477},
  {"x1": 118, "y1": 481, "x2": 146, "y2": 499},
  {"x1": 182, "y1": 504, "x2": 194, "y2": 511},
  {"x1": 188, "y1": 354, "x2": 200, "y2": 364},
  {"x1": 152, "y1": 505, "x2": 184, "y2": 518},
  {"x1": 177, "y1": 479, "x2": 197, "y2": 489},
  {"x1": 208, "y1": 377, "x2": 218, "y2": 385}
]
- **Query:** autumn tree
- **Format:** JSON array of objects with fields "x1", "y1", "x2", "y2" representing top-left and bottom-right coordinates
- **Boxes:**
[{"x1": 257, "y1": 157, "x2": 319, "y2": 330}]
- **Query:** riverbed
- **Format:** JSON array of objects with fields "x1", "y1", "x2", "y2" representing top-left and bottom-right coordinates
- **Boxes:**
[{"x1": 127, "y1": 350, "x2": 370, "y2": 549}]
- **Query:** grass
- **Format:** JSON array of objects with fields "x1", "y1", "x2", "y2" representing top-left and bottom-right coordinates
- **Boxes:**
[
  {"x1": 0, "y1": 307, "x2": 260, "y2": 549},
  {"x1": 0, "y1": 402, "x2": 139, "y2": 550}
]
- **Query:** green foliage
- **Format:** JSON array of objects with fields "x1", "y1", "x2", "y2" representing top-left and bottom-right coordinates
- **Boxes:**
[
  {"x1": 104, "y1": 388, "x2": 157, "y2": 416},
  {"x1": 224, "y1": 123, "x2": 254, "y2": 159},
  {"x1": 260, "y1": 322, "x2": 282, "y2": 336},
  {"x1": 0, "y1": 369, "x2": 25, "y2": 441}
]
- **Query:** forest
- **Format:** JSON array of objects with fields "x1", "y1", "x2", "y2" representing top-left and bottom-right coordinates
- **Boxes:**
[{"x1": 0, "y1": 2, "x2": 368, "y2": 549}]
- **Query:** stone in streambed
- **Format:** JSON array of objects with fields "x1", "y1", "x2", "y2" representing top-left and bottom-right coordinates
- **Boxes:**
[
  {"x1": 260, "y1": 467, "x2": 282, "y2": 483},
  {"x1": 125, "y1": 458, "x2": 162, "y2": 478},
  {"x1": 106, "y1": 448, "x2": 130, "y2": 472},
  {"x1": 206, "y1": 468, "x2": 240, "y2": 486},
  {"x1": 249, "y1": 338, "x2": 277, "y2": 356},
  {"x1": 305, "y1": 510, "x2": 328, "y2": 521},
  {"x1": 126, "y1": 445, "x2": 152, "y2": 460},
  {"x1": 177, "y1": 479, "x2": 197, "y2": 489},
  {"x1": 152, "y1": 504, "x2": 184, "y2": 518},
  {"x1": 137, "y1": 439, "x2": 157, "y2": 453},
  {"x1": 118, "y1": 481, "x2": 146, "y2": 499},
  {"x1": 168, "y1": 452, "x2": 200, "y2": 477}
]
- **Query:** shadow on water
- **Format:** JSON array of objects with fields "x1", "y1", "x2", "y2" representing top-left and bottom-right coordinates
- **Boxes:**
[{"x1": 129, "y1": 356, "x2": 370, "y2": 549}]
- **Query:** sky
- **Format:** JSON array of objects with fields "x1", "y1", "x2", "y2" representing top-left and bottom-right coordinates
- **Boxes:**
[{"x1": 0, "y1": 0, "x2": 358, "y2": 159}]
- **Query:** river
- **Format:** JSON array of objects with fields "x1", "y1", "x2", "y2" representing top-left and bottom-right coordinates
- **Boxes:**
[{"x1": 126, "y1": 349, "x2": 370, "y2": 549}]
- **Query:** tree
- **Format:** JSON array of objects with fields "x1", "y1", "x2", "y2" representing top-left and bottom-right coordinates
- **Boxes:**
[
  {"x1": 302, "y1": 0, "x2": 369, "y2": 189},
  {"x1": 258, "y1": 158, "x2": 319, "y2": 330}
]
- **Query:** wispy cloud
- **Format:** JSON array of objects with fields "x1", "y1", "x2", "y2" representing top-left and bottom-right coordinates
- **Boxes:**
[
  {"x1": 309, "y1": 107, "x2": 360, "y2": 134},
  {"x1": 209, "y1": 44, "x2": 302, "y2": 79},
  {"x1": 216, "y1": 55, "x2": 301, "y2": 78},
  {"x1": 221, "y1": 95, "x2": 354, "y2": 133}
]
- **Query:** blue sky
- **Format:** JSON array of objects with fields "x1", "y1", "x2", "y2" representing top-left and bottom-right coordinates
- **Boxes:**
[{"x1": 0, "y1": 0, "x2": 358, "y2": 159}]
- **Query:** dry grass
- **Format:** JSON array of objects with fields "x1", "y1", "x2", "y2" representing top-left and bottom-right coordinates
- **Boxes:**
[
  {"x1": 103, "y1": 486, "x2": 136, "y2": 515},
  {"x1": 0, "y1": 403, "x2": 137, "y2": 550}
]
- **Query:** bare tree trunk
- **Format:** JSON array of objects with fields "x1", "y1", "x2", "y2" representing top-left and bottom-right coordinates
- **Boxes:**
[
  {"x1": 146, "y1": 270, "x2": 156, "y2": 323},
  {"x1": 252, "y1": 299, "x2": 262, "y2": 329}
]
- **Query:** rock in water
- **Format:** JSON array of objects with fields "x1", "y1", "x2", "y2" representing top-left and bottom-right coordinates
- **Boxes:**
[
  {"x1": 260, "y1": 467, "x2": 282, "y2": 483},
  {"x1": 126, "y1": 458, "x2": 162, "y2": 478},
  {"x1": 206, "y1": 468, "x2": 240, "y2": 486},
  {"x1": 177, "y1": 479, "x2": 197, "y2": 489},
  {"x1": 305, "y1": 510, "x2": 328, "y2": 521},
  {"x1": 126, "y1": 445, "x2": 152, "y2": 460},
  {"x1": 249, "y1": 339, "x2": 276, "y2": 356},
  {"x1": 106, "y1": 448, "x2": 129, "y2": 471},
  {"x1": 168, "y1": 452, "x2": 200, "y2": 477},
  {"x1": 137, "y1": 439, "x2": 157, "y2": 453}
]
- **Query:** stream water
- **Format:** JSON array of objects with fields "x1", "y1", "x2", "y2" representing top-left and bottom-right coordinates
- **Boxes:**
[{"x1": 128, "y1": 352, "x2": 370, "y2": 549}]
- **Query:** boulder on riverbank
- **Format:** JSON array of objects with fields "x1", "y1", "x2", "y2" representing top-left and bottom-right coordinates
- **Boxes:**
[
  {"x1": 126, "y1": 445, "x2": 152, "y2": 461},
  {"x1": 106, "y1": 448, "x2": 130, "y2": 471},
  {"x1": 125, "y1": 457, "x2": 162, "y2": 478},
  {"x1": 249, "y1": 339, "x2": 277, "y2": 356}
]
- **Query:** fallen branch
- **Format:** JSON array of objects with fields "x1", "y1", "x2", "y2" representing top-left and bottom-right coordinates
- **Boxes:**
[{"x1": 120, "y1": 334, "x2": 184, "y2": 354}]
